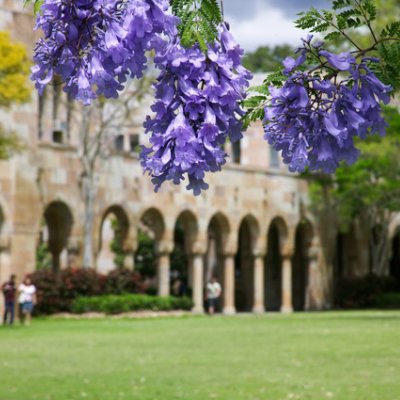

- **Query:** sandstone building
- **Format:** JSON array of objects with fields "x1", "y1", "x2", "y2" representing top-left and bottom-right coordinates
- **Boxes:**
[{"x1": 1, "y1": 1, "x2": 399, "y2": 317}]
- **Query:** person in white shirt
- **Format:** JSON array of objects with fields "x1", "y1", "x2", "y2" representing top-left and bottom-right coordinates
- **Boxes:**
[
  {"x1": 206, "y1": 276, "x2": 221, "y2": 315},
  {"x1": 18, "y1": 277, "x2": 37, "y2": 326}
]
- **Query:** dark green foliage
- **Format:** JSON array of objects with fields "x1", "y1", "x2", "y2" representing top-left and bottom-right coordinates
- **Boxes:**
[
  {"x1": 135, "y1": 230, "x2": 157, "y2": 278},
  {"x1": 71, "y1": 294, "x2": 193, "y2": 314},
  {"x1": 171, "y1": 0, "x2": 222, "y2": 51},
  {"x1": 375, "y1": 41, "x2": 400, "y2": 92},
  {"x1": 374, "y1": 292, "x2": 400, "y2": 308},
  {"x1": 35, "y1": 242, "x2": 52, "y2": 270},
  {"x1": 335, "y1": 274, "x2": 399, "y2": 308},
  {"x1": 171, "y1": 224, "x2": 188, "y2": 282},
  {"x1": 381, "y1": 21, "x2": 400, "y2": 38},
  {"x1": 109, "y1": 217, "x2": 125, "y2": 268}
]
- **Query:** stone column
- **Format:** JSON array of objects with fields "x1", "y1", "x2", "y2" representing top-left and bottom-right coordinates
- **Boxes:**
[
  {"x1": 252, "y1": 255, "x2": 265, "y2": 314},
  {"x1": 122, "y1": 235, "x2": 138, "y2": 271},
  {"x1": 223, "y1": 254, "x2": 236, "y2": 314},
  {"x1": 157, "y1": 252, "x2": 170, "y2": 297},
  {"x1": 281, "y1": 252, "x2": 293, "y2": 313},
  {"x1": 67, "y1": 238, "x2": 81, "y2": 268},
  {"x1": 123, "y1": 253, "x2": 135, "y2": 270},
  {"x1": 191, "y1": 253, "x2": 205, "y2": 314},
  {"x1": 305, "y1": 246, "x2": 321, "y2": 310}
]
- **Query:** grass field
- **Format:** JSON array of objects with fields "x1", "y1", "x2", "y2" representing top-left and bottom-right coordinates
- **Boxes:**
[{"x1": 1, "y1": 311, "x2": 400, "y2": 400}]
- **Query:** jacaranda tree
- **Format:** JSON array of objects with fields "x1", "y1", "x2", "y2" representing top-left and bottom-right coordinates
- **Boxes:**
[{"x1": 24, "y1": 0, "x2": 400, "y2": 194}]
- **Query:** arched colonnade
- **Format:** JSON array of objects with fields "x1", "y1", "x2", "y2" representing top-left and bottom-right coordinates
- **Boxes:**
[{"x1": 36, "y1": 200, "x2": 324, "y2": 313}]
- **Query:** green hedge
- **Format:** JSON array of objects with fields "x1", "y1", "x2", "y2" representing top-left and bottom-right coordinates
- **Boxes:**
[
  {"x1": 31, "y1": 268, "x2": 147, "y2": 315},
  {"x1": 334, "y1": 274, "x2": 399, "y2": 309},
  {"x1": 71, "y1": 294, "x2": 193, "y2": 314},
  {"x1": 373, "y1": 293, "x2": 400, "y2": 309}
]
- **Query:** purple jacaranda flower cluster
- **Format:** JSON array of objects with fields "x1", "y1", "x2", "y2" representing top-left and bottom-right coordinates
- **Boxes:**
[
  {"x1": 264, "y1": 37, "x2": 392, "y2": 173},
  {"x1": 31, "y1": 0, "x2": 178, "y2": 104},
  {"x1": 140, "y1": 24, "x2": 251, "y2": 195}
]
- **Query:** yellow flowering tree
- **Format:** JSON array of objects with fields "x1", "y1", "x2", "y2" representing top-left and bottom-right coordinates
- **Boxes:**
[
  {"x1": 0, "y1": 31, "x2": 31, "y2": 106},
  {"x1": 0, "y1": 31, "x2": 31, "y2": 158}
]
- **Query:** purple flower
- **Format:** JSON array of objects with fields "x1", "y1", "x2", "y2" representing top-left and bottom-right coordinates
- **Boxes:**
[
  {"x1": 141, "y1": 24, "x2": 251, "y2": 195},
  {"x1": 32, "y1": 0, "x2": 179, "y2": 103},
  {"x1": 283, "y1": 50, "x2": 306, "y2": 74},
  {"x1": 264, "y1": 39, "x2": 392, "y2": 174},
  {"x1": 320, "y1": 50, "x2": 355, "y2": 71}
]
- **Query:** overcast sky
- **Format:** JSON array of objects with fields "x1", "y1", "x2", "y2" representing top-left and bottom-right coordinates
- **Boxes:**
[{"x1": 224, "y1": 0, "x2": 327, "y2": 51}]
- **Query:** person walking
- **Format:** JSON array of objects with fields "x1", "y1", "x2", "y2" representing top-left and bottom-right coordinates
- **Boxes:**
[
  {"x1": 18, "y1": 277, "x2": 37, "y2": 326},
  {"x1": 206, "y1": 276, "x2": 221, "y2": 315},
  {"x1": 2, "y1": 274, "x2": 17, "y2": 326}
]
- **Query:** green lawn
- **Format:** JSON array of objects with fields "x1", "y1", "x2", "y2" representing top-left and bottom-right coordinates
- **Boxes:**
[{"x1": 1, "y1": 312, "x2": 400, "y2": 400}]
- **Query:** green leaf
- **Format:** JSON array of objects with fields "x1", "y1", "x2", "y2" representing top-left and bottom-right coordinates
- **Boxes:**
[
  {"x1": 324, "y1": 31, "x2": 341, "y2": 41},
  {"x1": 263, "y1": 70, "x2": 286, "y2": 87},
  {"x1": 248, "y1": 85, "x2": 270, "y2": 95},
  {"x1": 171, "y1": 0, "x2": 223, "y2": 51},
  {"x1": 374, "y1": 41, "x2": 400, "y2": 92},
  {"x1": 24, "y1": 0, "x2": 43, "y2": 14},
  {"x1": 381, "y1": 21, "x2": 400, "y2": 38},
  {"x1": 243, "y1": 95, "x2": 267, "y2": 108}
]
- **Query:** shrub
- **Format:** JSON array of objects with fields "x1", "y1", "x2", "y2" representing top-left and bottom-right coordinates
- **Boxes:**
[
  {"x1": 103, "y1": 268, "x2": 147, "y2": 295},
  {"x1": 30, "y1": 267, "x2": 147, "y2": 315},
  {"x1": 335, "y1": 274, "x2": 400, "y2": 309},
  {"x1": 30, "y1": 269, "x2": 64, "y2": 314},
  {"x1": 373, "y1": 293, "x2": 400, "y2": 309},
  {"x1": 71, "y1": 294, "x2": 193, "y2": 314}
]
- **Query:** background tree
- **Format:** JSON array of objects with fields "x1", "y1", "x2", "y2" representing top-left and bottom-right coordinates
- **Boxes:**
[
  {"x1": 76, "y1": 79, "x2": 152, "y2": 268},
  {"x1": 243, "y1": 45, "x2": 294, "y2": 72},
  {"x1": 0, "y1": 31, "x2": 30, "y2": 159},
  {"x1": 0, "y1": 31, "x2": 30, "y2": 107},
  {"x1": 134, "y1": 230, "x2": 157, "y2": 280},
  {"x1": 110, "y1": 218, "x2": 125, "y2": 269},
  {"x1": 311, "y1": 106, "x2": 400, "y2": 275}
]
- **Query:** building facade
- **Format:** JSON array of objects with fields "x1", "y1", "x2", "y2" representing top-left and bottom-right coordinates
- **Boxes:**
[{"x1": 1, "y1": 1, "x2": 399, "y2": 318}]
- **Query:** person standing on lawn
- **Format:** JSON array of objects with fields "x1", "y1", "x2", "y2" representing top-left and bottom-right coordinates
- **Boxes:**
[
  {"x1": 206, "y1": 276, "x2": 221, "y2": 315},
  {"x1": 18, "y1": 276, "x2": 37, "y2": 326},
  {"x1": 2, "y1": 274, "x2": 17, "y2": 326}
]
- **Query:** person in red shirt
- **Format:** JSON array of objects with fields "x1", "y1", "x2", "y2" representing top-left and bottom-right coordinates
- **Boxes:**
[{"x1": 2, "y1": 274, "x2": 16, "y2": 325}]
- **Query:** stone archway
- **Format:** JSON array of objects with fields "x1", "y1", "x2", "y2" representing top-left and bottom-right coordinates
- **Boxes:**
[
  {"x1": 390, "y1": 229, "x2": 400, "y2": 285},
  {"x1": 292, "y1": 219, "x2": 313, "y2": 311},
  {"x1": 206, "y1": 212, "x2": 230, "y2": 312},
  {"x1": 265, "y1": 217, "x2": 288, "y2": 311},
  {"x1": 235, "y1": 215, "x2": 259, "y2": 312},
  {"x1": 97, "y1": 205, "x2": 129, "y2": 274},
  {"x1": 172, "y1": 210, "x2": 199, "y2": 297},
  {"x1": 43, "y1": 201, "x2": 73, "y2": 271}
]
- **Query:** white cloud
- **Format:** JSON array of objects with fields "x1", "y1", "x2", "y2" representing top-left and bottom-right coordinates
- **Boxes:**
[{"x1": 226, "y1": 5, "x2": 306, "y2": 51}]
